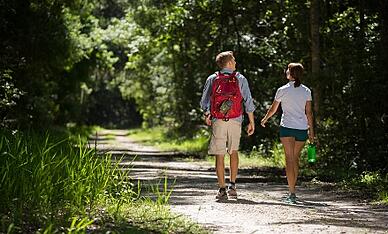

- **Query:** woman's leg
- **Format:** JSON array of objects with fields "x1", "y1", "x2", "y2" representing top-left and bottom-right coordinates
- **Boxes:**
[
  {"x1": 292, "y1": 141, "x2": 306, "y2": 190},
  {"x1": 280, "y1": 137, "x2": 296, "y2": 193}
]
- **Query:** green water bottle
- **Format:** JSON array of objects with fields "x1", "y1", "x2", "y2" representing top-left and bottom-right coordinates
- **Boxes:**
[{"x1": 307, "y1": 143, "x2": 316, "y2": 163}]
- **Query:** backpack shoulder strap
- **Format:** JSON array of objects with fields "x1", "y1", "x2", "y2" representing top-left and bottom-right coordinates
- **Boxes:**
[{"x1": 217, "y1": 71, "x2": 237, "y2": 79}]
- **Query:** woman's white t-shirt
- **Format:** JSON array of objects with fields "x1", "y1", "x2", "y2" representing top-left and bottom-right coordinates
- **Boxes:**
[{"x1": 274, "y1": 81, "x2": 312, "y2": 130}]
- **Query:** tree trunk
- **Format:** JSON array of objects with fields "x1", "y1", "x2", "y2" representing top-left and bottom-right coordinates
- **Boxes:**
[
  {"x1": 380, "y1": 0, "x2": 388, "y2": 81},
  {"x1": 379, "y1": 0, "x2": 388, "y2": 139},
  {"x1": 310, "y1": 0, "x2": 320, "y2": 124}
]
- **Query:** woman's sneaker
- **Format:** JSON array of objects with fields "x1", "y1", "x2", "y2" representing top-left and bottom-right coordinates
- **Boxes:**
[
  {"x1": 216, "y1": 187, "x2": 228, "y2": 200},
  {"x1": 285, "y1": 193, "x2": 297, "y2": 204},
  {"x1": 227, "y1": 184, "x2": 237, "y2": 199}
]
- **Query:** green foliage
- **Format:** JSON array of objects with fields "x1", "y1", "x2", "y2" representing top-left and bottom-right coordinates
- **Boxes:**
[
  {"x1": 0, "y1": 70, "x2": 22, "y2": 124},
  {"x1": 127, "y1": 127, "x2": 209, "y2": 154},
  {"x1": 0, "y1": 128, "x2": 206, "y2": 233},
  {"x1": 269, "y1": 142, "x2": 286, "y2": 168},
  {"x1": 0, "y1": 0, "x2": 142, "y2": 128},
  {"x1": 150, "y1": 177, "x2": 176, "y2": 205},
  {"x1": 342, "y1": 172, "x2": 388, "y2": 204},
  {"x1": 109, "y1": 199, "x2": 209, "y2": 234},
  {"x1": 315, "y1": 3, "x2": 388, "y2": 176},
  {"x1": 0, "y1": 129, "x2": 132, "y2": 232},
  {"x1": 122, "y1": 0, "x2": 388, "y2": 178},
  {"x1": 67, "y1": 217, "x2": 94, "y2": 234},
  {"x1": 1, "y1": 0, "x2": 387, "y2": 194},
  {"x1": 1, "y1": 0, "x2": 88, "y2": 126}
]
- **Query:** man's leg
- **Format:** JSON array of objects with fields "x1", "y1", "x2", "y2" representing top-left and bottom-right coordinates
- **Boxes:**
[
  {"x1": 227, "y1": 150, "x2": 239, "y2": 199},
  {"x1": 229, "y1": 150, "x2": 239, "y2": 183},
  {"x1": 215, "y1": 154, "x2": 227, "y2": 200},
  {"x1": 209, "y1": 120, "x2": 228, "y2": 200},
  {"x1": 227, "y1": 120, "x2": 241, "y2": 184},
  {"x1": 216, "y1": 154, "x2": 226, "y2": 188},
  {"x1": 226, "y1": 120, "x2": 241, "y2": 199}
]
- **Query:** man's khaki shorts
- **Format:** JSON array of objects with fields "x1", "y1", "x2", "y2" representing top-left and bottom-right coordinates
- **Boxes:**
[{"x1": 208, "y1": 119, "x2": 242, "y2": 155}]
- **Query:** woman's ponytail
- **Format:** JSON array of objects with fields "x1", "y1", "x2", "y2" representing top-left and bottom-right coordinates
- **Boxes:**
[{"x1": 294, "y1": 76, "x2": 301, "y2": 87}]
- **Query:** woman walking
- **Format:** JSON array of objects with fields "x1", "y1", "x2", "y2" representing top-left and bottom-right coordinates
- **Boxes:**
[{"x1": 261, "y1": 63, "x2": 314, "y2": 204}]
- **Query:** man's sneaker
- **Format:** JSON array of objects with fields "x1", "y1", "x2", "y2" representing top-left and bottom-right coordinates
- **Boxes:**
[
  {"x1": 227, "y1": 184, "x2": 237, "y2": 199},
  {"x1": 285, "y1": 193, "x2": 297, "y2": 204},
  {"x1": 216, "y1": 187, "x2": 228, "y2": 200}
]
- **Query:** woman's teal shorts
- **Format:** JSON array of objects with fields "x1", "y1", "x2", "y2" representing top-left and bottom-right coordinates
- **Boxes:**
[{"x1": 279, "y1": 126, "x2": 308, "y2": 141}]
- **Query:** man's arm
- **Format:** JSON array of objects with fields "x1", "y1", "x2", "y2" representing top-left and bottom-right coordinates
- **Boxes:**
[
  {"x1": 239, "y1": 75, "x2": 255, "y2": 113},
  {"x1": 200, "y1": 76, "x2": 213, "y2": 113},
  {"x1": 239, "y1": 75, "x2": 256, "y2": 135},
  {"x1": 246, "y1": 112, "x2": 255, "y2": 136},
  {"x1": 200, "y1": 76, "x2": 214, "y2": 125}
]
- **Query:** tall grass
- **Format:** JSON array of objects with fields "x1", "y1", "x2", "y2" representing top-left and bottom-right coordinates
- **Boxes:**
[
  {"x1": 0, "y1": 129, "x2": 209, "y2": 233},
  {"x1": 0, "y1": 130, "x2": 129, "y2": 233}
]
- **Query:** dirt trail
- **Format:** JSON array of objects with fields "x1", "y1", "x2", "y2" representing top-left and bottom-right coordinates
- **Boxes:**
[{"x1": 92, "y1": 129, "x2": 388, "y2": 234}]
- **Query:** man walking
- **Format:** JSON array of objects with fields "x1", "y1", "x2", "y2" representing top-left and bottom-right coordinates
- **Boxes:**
[{"x1": 200, "y1": 51, "x2": 255, "y2": 200}]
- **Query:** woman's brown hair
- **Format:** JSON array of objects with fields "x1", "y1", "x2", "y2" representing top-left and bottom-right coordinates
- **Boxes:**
[{"x1": 288, "y1": 63, "x2": 304, "y2": 87}]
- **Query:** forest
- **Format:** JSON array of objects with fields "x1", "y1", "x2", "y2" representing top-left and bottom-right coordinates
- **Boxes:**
[
  {"x1": 2, "y1": 0, "x2": 387, "y2": 177},
  {"x1": 1, "y1": 0, "x2": 387, "y2": 232}
]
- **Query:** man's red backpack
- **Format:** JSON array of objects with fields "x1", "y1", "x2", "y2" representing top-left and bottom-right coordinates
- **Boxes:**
[{"x1": 210, "y1": 72, "x2": 243, "y2": 121}]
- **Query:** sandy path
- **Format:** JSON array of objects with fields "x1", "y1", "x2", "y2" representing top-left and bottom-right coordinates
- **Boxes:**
[{"x1": 92, "y1": 129, "x2": 388, "y2": 234}]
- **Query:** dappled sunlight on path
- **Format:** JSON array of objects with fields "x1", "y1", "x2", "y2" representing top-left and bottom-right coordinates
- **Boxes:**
[{"x1": 93, "y1": 129, "x2": 388, "y2": 234}]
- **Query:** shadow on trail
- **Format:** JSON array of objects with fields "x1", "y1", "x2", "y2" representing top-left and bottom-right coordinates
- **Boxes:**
[
  {"x1": 92, "y1": 130, "x2": 388, "y2": 233},
  {"x1": 295, "y1": 199, "x2": 329, "y2": 207},
  {"x1": 270, "y1": 210, "x2": 388, "y2": 231},
  {"x1": 216, "y1": 198, "x2": 260, "y2": 205},
  {"x1": 128, "y1": 158, "x2": 388, "y2": 231}
]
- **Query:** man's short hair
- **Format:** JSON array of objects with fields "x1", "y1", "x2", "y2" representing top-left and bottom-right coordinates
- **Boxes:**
[{"x1": 215, "y1": 51, "x2": 234, "y2": 69}]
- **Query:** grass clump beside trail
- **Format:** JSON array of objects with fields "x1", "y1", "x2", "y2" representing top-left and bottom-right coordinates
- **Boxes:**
[
  {"x1": 340, "y1": 171, "x2": 388, "y2": 205},
  {"x1": 0, "y1": 128, "x2": 208, "y2": 234}
]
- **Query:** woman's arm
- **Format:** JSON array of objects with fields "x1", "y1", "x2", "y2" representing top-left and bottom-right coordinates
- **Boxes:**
[
  {"x1": 305, "y1": 100, "x2": 315, "y2": 141},
  {"x1": 261, "y1": 101, "x2": 280, "y2": 127}
]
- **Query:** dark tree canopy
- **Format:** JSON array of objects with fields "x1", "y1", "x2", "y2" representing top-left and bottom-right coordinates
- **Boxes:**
[{"x1": 1, "y1": 0, "x2": 387, "y2": 177}]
